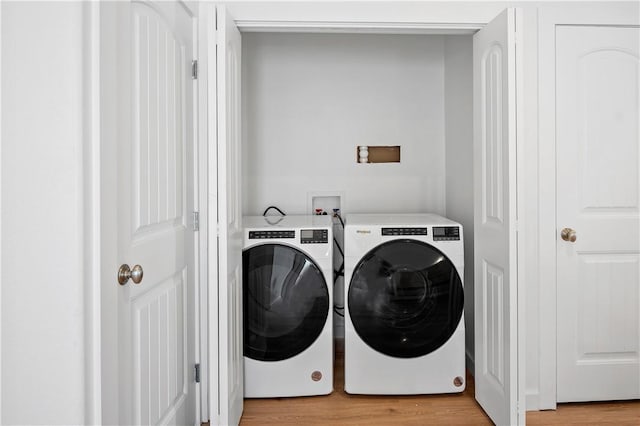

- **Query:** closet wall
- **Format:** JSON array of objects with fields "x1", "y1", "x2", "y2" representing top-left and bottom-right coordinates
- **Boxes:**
[
  {"x1": 241, "y1": 32, "x2": 474, "y2": 348},
  {"x1": 242, "y1": 33, "x2": 448, "y2": 216},
  {"x1": 443, "y1": 35, "x2": 474, "y2": 366}
]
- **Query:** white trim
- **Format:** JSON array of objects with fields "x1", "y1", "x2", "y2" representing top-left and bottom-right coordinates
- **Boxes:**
[
  {"x1": 236, "y1": 20, "x2": 481, "y2": 34},
  {"x1": 182, "y1": 0, "x2": 203, "y2": 423},
  {"x1": 98, "y1": 3, "x2": 121, "y2": 423},
  {"x1": 520, "y1": 6, "x2": 542, "y2": 412},
  {"x1": 197, "y1": 2, "x2": 211, "y2": 422},
  {"x1": 83, "y1": 2, "x2": 102, "y2": 424},
  {"x1": 0, "y1": 2, "x2": 3, "y2": 420},
  {"x1": 514, "y1": 8, "x2": 526, "y2": 424},
  {"x1": 526, "y1": 391, "x2": 540, "y2": 411},
  {"x1": 223, "y1": 1, "x2": 509, "y2": 26},
  {"x1": 537, "y1": 7, "x2": 557, "y2": 410},
  {"x1": 536, "y1": 2, "x2": 640, "y2": 410},
  {"x1": 206, "y1": 3, "x2": 220, "y2": 424}
]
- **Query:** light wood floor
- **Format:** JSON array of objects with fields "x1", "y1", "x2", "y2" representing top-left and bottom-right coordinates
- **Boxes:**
[{"x1": 240, "y1": 343, "x2": 640, "y2": 425}]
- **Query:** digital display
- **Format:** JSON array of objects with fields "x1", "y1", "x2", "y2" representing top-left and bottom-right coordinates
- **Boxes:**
[
  {"x1": 432, "y1": 226, "x2": 460, "y2": 241},
  {"x1": 300, "y1": 229, "x2": 328, "y2": 244}
]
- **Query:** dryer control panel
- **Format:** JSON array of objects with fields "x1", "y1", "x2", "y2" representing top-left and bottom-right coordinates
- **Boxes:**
[
  {"x1": 432, "y1": 226, "x2": 460, "y2": 241},
  {"x1": 382, "y1": 227, "x2": 428, "y2": 236},
  {"x1": 300, "y1": 229, "x2": 329, "y2": 244},
  {"x1": 249, "y1": 230, "x2": 295, "y2": 239}
]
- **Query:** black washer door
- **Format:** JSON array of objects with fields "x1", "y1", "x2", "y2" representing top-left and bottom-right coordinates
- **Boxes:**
[
  {"x1": 348, "y1": 239, "x2": 463, "y2": 358},
  {"x1": 243, "y1": 244, "x2": 330, "y2": 361}
]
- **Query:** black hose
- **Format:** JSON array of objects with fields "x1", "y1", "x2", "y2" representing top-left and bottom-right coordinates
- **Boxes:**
[
  {"x1": 262, "y1": 206, "x2": 286, "y2": 216},
  {"x1": 333, "y1": 237, "x2": 344, "y2": 258}
]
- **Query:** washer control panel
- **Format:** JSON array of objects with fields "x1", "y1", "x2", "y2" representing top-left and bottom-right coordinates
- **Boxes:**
[
  {"x1": 382, "y1": 227, "x2": 428, "y2": 236},
  {"x1": 249, "y1": 230, "x2": 295, "y2": 239},
  {"x1": 300, "y1": 229, "x2": 328, "y2": 244},
  {"x1": 432, "y1": 226, "x2": 460, "y2": 241}
]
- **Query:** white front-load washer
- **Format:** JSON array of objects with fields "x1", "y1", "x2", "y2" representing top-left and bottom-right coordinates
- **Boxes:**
[
  {"x1": 243, "y1": 215, "x2": 333, "y2": 397},
  {"x1": 344, "y1": 213, "x2": 465, "y2": 395}
]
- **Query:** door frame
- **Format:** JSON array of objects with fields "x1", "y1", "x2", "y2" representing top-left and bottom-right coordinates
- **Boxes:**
[
  {"x1": 537, "y1": 2, "x2": 640, "y2": 410},
  {"x1": 205, "y1": 3, "x2": 530, "y2": 423},
  {"x1": 197, "y1": 2, "x2": 213, "y2": 422},
  {"x1": 85, "y1": 1, "x2": 104, "y2": 423},
  {"x1": 0, "y1": 2, "x2": 3, "y2": 420}
]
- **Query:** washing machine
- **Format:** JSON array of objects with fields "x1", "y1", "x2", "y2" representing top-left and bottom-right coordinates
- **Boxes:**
[
  {"x1": 344, "y1": 213, "x2": 465, "y2": 394},
  {"x1": 242, "y1": 215, "x2": 333, "y2": 397}
]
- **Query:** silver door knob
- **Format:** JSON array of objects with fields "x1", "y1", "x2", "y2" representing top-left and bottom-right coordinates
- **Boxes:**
[
  {"x1": 118, "y1": 264, "x2": 144, "y2": 285},
  {"x1": 561, "y1": 228, "x2": 577, "y2": 242}
]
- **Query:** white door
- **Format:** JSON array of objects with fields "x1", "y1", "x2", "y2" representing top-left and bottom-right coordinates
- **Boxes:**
[
  {"x1": 214, "y1": 5, "x2": 244, "y2": 425},
  {"x1": 556, "y1": 25, "x2": 640, "y2": 403},
  {"x1": 473, "y1": 8, "x2": 523, "y2": 426},
  {"x1": 103, "y1": 1, "x2": 198, "y2": 424}
]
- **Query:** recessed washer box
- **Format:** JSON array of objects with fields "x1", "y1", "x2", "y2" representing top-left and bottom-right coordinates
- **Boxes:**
[{"x1": 307, "y1": 191, "x2": 344, "y2": 216}]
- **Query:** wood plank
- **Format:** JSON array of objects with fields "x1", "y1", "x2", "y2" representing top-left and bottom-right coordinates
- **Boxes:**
[
  {"x1": 527, "y1": 401, "x2": 640, "y2": 425},
  {"x1": 237, "y1": 341, "x2": 640, "y2": 425}
]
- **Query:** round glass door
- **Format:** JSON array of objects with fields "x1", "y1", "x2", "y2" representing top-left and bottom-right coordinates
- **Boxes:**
[
  {"x1": 243, "y1": 244, "x2": 329, "y2": 361},
  {"x1": 348, "y1": 239, "x2": 463, "y2": 358}
]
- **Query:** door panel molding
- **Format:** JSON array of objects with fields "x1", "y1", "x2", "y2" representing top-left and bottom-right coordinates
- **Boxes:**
[
  {"x1": 132, "y1": 269, "x2": 187, "y2": 425},
  {"x1": 482, "y1": 260, "x2": 506, "y2": 388},
  {"x1": 132, "y1": 4, "x2": 187, "y2": 231},
  {"x1": 480, "y1": 44, "x2": 505, "y2": 226}
]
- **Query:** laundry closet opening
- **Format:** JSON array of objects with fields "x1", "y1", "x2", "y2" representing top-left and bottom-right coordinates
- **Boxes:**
[{"x1": 241, "y1": 31, "x2": 475, "y2": 366}]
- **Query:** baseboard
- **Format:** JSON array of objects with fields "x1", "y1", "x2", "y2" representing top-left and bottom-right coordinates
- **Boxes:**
[{"x1": 526, "y1": 390, "x2": 541, "y2": 411}]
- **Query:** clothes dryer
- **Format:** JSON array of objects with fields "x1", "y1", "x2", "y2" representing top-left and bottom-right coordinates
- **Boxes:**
[
  {"x1": 243, "y1": 215, "x2": 333, "y2": 397},
  {"x1": 344, "y1": 213, "x2": 465, "y2": 394}
]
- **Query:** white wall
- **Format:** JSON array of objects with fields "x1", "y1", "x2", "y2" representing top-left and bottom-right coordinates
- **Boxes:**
[
  {"x1": 443, "y1": 35, "x2": 475, "y2": 370},
  {"x1": 242, "y1": 33, "x2": 447, "y2": 217},
  {"x1": 1, "y1": 2, "x2": 87, "y2": 424},
  {"x1": 242, "y1": 32, "x2": 475, "y2": 340}
]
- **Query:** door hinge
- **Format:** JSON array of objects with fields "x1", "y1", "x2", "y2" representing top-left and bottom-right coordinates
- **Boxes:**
[
  {"x1": 191, "y1": 60, "x2": 198, "y2": 80},
  {"x1": 195, "y1": 363, "x2": 200, "y2": 383},
  {"x1": 192, "y1": 211, "x2": 200, "y2": 231}
]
